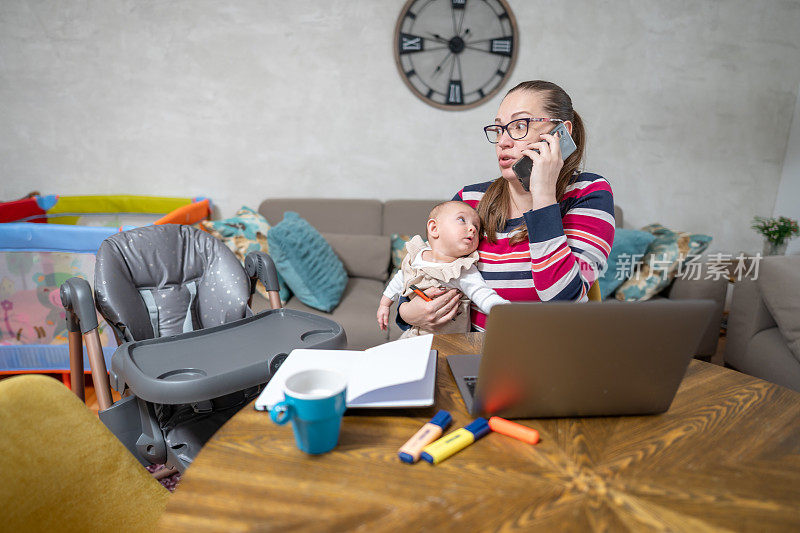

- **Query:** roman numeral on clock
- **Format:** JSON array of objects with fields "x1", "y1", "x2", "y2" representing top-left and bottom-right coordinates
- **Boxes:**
[
  {"x1": 452, "y1": 0, "x2": 466, "y2": 8},
  {"x1": 447, "y1": 80, "x2": 463, "y2": 105},
  {"x1": 490, "y1": 38, "x2": 512, "y2": 56},
  {"x1": 399, "y1": 33, "x2": 424, "y2": 54}
]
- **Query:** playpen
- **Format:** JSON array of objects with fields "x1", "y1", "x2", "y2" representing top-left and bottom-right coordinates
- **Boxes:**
[{"x1": 0, "y1": 195, "x2": 211, "y2": 385}]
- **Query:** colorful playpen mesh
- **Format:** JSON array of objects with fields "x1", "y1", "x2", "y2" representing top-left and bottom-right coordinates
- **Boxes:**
[
  {"x1": 0, "y1": 195, "x2": 211, "y2": 383},
  {"x1": 0, "y1": 249, "x2": 116, "y2": 375}
]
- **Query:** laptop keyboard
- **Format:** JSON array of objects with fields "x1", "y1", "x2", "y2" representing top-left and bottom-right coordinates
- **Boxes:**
[{"x1": 463, "y1": 376, "x2": 478, "y2": 399}]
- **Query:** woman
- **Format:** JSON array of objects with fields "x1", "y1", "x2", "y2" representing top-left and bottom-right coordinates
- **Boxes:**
[{"x1": 398, "y1": 80, "x2": 615, "y2": 332}]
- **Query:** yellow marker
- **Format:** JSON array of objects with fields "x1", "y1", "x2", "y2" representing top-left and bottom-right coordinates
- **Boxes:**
[{"x1": 420, "y1": 418, "x2": 490, "y2": 465}]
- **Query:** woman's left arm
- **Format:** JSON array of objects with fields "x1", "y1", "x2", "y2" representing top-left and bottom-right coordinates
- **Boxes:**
[{"x1": 524, "y1": 175, "x2": 615, "y2": 301}]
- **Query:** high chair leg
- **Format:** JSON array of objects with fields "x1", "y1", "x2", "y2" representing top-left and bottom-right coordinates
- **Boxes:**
[
  {"x1": 68, "y1": 330, "x2": 85, "y2": 402},
  {"x1": 84, "y1": 329, "x2": 113, "y2": 411},
  {"x1": 153, "y1": 466, "x2": 179, "y2": 480}
]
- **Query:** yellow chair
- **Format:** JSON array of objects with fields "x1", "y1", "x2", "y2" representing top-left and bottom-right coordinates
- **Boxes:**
[
  {"x1": 588, "y1": 280, "x2": 602, "y2": 302},
  {"x1": 0, "y1": 375, "x2": 169, "y2": 533}
]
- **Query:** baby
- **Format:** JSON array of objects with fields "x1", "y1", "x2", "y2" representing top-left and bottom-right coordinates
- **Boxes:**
[{"x1": 377, "y1": 200, "x2": 508, "y2": 337}]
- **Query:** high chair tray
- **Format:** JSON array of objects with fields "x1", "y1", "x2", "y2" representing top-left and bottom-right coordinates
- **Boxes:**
[{"x1": 109, "y1": 308, "x2": 346, "y2": 404}]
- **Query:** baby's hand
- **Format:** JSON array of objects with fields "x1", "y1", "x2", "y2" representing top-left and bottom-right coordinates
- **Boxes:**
[{"x1": 377, "y1": 305, "x2": 390, "y2": 331}]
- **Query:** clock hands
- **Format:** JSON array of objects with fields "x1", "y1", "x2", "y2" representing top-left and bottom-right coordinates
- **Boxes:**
[
  {"x1": 431, "y1": 52, "x2": 454, "y2": 78},
  {"x1": 421, "y1": 27, "x2": 509, "y2": 67},
  {"x1": 456, "y1": 7, "x2": 467, "y2": 36},
  {"x1": 427, "y1": 32, "x2": 449, "y2": 44}
]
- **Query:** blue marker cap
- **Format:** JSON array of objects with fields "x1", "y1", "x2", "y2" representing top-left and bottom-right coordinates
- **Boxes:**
[
  {"x1": 464, "y1": 417, "x2": 490, "y2": 439},
  {"x1": 430, "y1": 410, "x2": 452, "y2": 429}
]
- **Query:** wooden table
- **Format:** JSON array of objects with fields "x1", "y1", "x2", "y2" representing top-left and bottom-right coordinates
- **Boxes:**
[{"x1": 160, "y1": 334, "x2": 800, "y2": 532}]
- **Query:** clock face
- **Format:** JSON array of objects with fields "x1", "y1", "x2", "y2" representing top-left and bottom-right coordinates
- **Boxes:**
[{"x1": 393, "y1": 0, "x2": 518, "y2": 111}]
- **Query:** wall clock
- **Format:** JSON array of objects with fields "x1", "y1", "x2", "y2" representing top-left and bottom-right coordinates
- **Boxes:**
[{"x1": 393, "y1": 0, "x2": 518, "y2": 111}]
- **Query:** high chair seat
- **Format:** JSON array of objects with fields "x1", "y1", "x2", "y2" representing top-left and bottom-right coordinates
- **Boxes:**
[{"x1": 95, "y1": 224, "x2": 251, "y2": 341}]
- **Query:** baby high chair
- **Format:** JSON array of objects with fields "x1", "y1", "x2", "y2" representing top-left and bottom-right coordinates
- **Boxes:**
[{"x1": 60, "y1": 224, "x2": 346, "y2": 472}]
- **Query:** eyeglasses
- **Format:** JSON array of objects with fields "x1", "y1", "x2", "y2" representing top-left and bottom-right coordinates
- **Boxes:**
[{"x1": 483, "y1": 118, "x2": 564, "y2": 143}]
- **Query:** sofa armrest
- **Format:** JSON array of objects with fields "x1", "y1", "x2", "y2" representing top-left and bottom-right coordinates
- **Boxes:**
[
  {"x1": 664, "y1": 277, "x2": 727, "y2": 357},
  {"x1": 724, "y1": 277, "x2": 777, "y2": 369}
]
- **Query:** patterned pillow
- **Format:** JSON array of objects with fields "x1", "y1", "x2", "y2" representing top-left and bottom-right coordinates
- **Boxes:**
[
  {"x1": 199, "y1": 206, "x2": 291, "y2": 303},
  {"x1": 615, "y1": 224, "x2": 712, "y2": 301},
  {"x1": 390, "y1": 233, "x2": 412, "y2": 274},
  {"x1": 267, "y1": 212, "x2": 348, "y2": 313},
  {"x1": 596, "y1": 228, "x2": 656, "y2": 300}
]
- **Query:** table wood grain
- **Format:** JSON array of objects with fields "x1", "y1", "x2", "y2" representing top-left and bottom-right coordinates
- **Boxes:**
[{"x1": 160, "y1": 333, "x2": 800, "y2": 532}]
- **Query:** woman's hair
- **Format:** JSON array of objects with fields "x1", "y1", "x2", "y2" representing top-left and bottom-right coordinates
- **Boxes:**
[{"x1": 478, "y1": 80, "x2": 586, "y2": 245}]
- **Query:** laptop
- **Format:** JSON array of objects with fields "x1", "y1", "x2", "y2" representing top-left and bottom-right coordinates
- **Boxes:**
[{"x1": 447, "y1": 300, "x2": 715, "y2": 418}]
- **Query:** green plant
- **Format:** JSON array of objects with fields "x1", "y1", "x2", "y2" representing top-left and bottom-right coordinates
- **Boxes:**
[{"x1": 751, "y1": 216, "x2": 800, "y2": 245}]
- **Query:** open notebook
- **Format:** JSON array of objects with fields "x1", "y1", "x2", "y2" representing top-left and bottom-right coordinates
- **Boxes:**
[{"x1": 254, "y1": 334, "x2": 436, "y2": 410}]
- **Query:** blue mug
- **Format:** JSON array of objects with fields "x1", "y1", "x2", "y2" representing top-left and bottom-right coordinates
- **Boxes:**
[{"x1": 269, "y1": 369, "x2": 347, "y2": 454}]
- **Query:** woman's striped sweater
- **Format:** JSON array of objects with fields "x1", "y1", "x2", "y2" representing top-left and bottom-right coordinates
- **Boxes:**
[{"x1": 454, "y1": 173, "x2": 615, "y2": 331}]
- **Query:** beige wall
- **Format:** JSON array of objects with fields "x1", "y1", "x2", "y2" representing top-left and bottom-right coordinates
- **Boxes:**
[{"x1": 1, "y1": 0, "x2": 799, "y2": 254}]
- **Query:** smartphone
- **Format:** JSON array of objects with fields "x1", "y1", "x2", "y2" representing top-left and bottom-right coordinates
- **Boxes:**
[{"x1": 512, "y1": 121, "x2": 577, "y2": 191}]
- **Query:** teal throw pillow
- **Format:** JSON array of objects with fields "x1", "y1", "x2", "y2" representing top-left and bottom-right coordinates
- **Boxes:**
[
  {"x1": 597, "y1": 229, "x2": 656, "y2": 299},
  {"x1": 615, "y1": 224, "x2": 712, "y2": 301},
  {"x1": 267, "y1": 212, "x2": 348, "y2": 312}
]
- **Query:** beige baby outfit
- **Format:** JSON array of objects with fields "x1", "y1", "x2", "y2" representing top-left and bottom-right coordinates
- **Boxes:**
[{"x1": 393, "y1": 235, "x2": 479, "y2": 338}]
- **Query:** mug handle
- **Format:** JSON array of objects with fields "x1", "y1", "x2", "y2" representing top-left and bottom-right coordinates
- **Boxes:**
[{"x1": 270, "y1": 401, "x2": 292, "y2": 425}]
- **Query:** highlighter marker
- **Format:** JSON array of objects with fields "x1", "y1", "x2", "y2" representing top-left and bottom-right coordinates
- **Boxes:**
[
  {"x1": 409, "y1": 284, "x2": 432, "y2": 302},
  {"x1": 398, "y1": 410, "x2": 452, "y2": 463},
  {"x1": 488, "y1": 416, "x2": 540, "y2": 445},
  {"x1": 420, "y1": 417, "x2": 490, "y2": 465}
]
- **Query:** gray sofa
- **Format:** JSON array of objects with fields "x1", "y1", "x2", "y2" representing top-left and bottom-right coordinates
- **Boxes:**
[
  {"x1": 255, "y1": 199, "x2": 726, "y2": 355},
  {"x1": 725, "y1": 255, "x2": 800, "y2": 391}
]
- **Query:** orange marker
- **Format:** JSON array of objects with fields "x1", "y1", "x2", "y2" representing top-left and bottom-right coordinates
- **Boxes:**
[
  {"x1": 409, "y1": 284, "x2": 432, "y2": 302},
  {"x1": 398, "y1": 410, "x2": 452, "y2": 463},
  {"x1": 488, "y1": 417, "x2": 540, "y2": 445}
]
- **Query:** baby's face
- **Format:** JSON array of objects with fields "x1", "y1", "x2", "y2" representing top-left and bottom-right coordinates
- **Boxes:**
[{"x1": 432, "y1": 204, "x2": 481, "y2": 258}]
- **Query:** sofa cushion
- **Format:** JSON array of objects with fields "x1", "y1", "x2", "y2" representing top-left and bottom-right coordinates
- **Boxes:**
[
  {"x1": 322, "y1": 233, "x2": 390, "y2": 281},
  {"x1": 199, "y1": 206, "x2": 291, "y2": 302},
  {"x1": 267, "y1": 212, "x2": 348, "y2": 313},
  {"x1": 596, "y1": 228, "x2": 656, "y2": 299},
  {"x1": 284, "y1": 277, "x2": 388, "y2": 350},
  {"x1": 757, "y1": 256, "x2": 800, "y2": 362},
  {"x1": 383, "y1": 200, "x2": 442, "y2": 237},
  {"x1": 259, "y1": 199, "x2": 382, "y2": 235},
  {"x1": 615, "y1": 224, "x2": 712, "y2": 301}
]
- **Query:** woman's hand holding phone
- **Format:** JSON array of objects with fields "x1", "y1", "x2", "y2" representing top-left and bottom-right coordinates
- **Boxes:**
[
  {"x1": 523, "y1": 131, "x2": 562, "y2": 209},
  {"x1": 513, "y1": 122, "x2": 576, "y2": 207}
]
